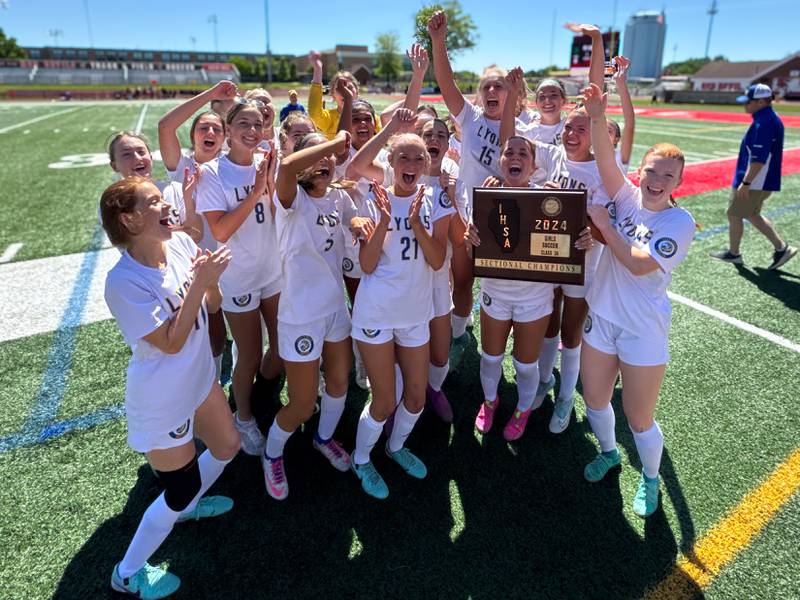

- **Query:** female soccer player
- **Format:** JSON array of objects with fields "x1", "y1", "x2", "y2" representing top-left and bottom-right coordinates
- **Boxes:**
[
  {"x1": 348, "y1": 109, "x2": 464, "y2": 422},
  {"x1": 428, "y1": 10, "x2": 511, "y2": 367},
  {"x1": 244, "y1": 88, "x2": 280, "y2": 149},
  {"x1": 499, "y1": 59, "x2": 611, "y2": 436},
  {"x1": 278, "y1": 111, "x2": 318, "y2": 158},
  {"x1": 102, "y1": 176, "x2": 239, "y2": 599},
  {"x1": 261, "y1": 130, "x2": 356, "y2": 500},
  {"x1": 581, "y1": 82, "x2": 695, "y2": 517},
  {"x1": 464, "y1": 137, "x2": 594, "y2": 440},
  {"x1": 195, "y1": 100, "x2": 283, "y2": 456},
  {"x1": 348, "y1": 130, "x2": 449, "y2": 499}
]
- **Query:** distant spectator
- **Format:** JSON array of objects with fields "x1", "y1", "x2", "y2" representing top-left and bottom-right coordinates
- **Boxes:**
[
  {"x1": 710, "y1": 84, "x2": 797, "y2": 269},
  {"x1": 279, "y1": 89, "x2": 305, "y2": 122}
]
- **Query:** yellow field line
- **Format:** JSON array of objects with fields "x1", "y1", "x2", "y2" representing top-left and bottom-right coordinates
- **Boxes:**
[{"x1": 643, "y1": 446, "x2": 800, "y2": 600}]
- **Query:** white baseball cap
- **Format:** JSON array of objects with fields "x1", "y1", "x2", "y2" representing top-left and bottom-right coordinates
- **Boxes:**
[{"x1": 736, "y1": 83, "x2": 773, "y2": 103}]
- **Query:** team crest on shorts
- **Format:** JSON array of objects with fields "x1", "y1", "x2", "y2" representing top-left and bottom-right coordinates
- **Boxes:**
[
  {"x1": 168, "y1": 419, "x2": 191, "y2": 439},
  {"x1": 654, "y1": 237, "x2": 678, "y2": 259},
  {"x1": 482, "y1": 292, "x2": 492, "y2": 306},
  {"x1": 232, "y1": 294, "x2": 252, "y2": 307},
  {"x1": 362, "y1": 329, "x2": 381, "y2": 338},
  {"x1": 294, "y1": 335, "x2": 314, "y2": 356},
  {"x1": 342, "y1": 257, "x2": 354, "y2": 273},
  {"x1": 584, "y1": 315, "x2": 593, "y2": 333},
  {"x1": 438, "y1": 190, "x2": 452, "y2": 209}
]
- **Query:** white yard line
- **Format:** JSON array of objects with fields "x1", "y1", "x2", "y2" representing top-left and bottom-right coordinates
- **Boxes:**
[
  {"x1": 0, "y1": 107, "x2": 81, "y2": 134},
  {"x1": 669, "y1": 291, "x2": 800, "y2": 354},
  {"x1": 0, "y1": 243, "x2": 23, "y2": 263},
  {"x1": 133, "y1": 103, "x2": 148, "y2": 134}
]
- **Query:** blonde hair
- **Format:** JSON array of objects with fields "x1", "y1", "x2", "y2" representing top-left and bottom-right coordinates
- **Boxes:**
[
  {"x1": 244, "y1": 88, "x2": 272, "y2": 102},
  {"x1": 100, "y1": 176, "x2": 151, "y2": 247},
  {"x1": 331, "y1": 71, "x2": 359, "y2": 96},
  {"x1": 388, "y1": 133, "x2": 431, "y2": 171},
  {"x1": 478, "y1": 64, "x2": 508, "y2": 91}
]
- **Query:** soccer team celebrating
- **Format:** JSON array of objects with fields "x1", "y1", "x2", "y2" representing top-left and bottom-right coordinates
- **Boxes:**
[{"x1": 101, "y1": 15, "x2": 700, "y2": 598}]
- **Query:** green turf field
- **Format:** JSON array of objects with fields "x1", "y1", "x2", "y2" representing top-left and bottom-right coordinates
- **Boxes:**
[{"x1": 0, "y1": 99, "x2": 798, "y2": 599}]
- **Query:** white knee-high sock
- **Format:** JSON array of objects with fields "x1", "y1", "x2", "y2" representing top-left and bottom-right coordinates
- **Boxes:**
[
  {"x1": 317, "y1": 391, "x2": 347, "y2": 441},
  {"x1": 585, "y1": 404, "x2": 617, "y2": 452},
  {"x1": 388, "y1": 403, "x2": 423, "y2": 453},
  {"x1": 632, "y1": 421, "x2": 664, "y2": 479},
  {"x1": 394, "y1": 363, "x2": 403, "y2": 407},
  {"x1": 182, "y1": 449, "x2": 232, "y2": 514},
  {"x1": 538, "y1": 336, "x2": 560, "y2": 383},
  {"x1": 428, "y1": 361, "x2": 449, "y2": 392},
  {"x1": 558, "y1": 345, "x2": 581, "y2": 400},
  {"x1": 512, "y1": 358, "x2": 540, "y2": 412},
  {"x1": 214, "y1": 354, "x2": 223, "y2": 382},
  {"x1": 118, "y1": 494, "x2": 179, "y2": 578},
  {"x1": 480, "y1": 352, "x2": 504, "y2": 402},
  {"x1": 265, "y1": 421, "x2": 293, "y2": 459},
  {"x1": 451, "y1": 314, "x2": 468, "y2": 338},
  {"x1": 353, "y1": 405, "x2": 385, "y2": 465}
]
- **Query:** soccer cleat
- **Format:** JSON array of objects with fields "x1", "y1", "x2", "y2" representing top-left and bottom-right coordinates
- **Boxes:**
[
  {"x1": 548, "y1": 394, "x2": 575, "y2": 434},
  {"x1": 385, "y1": 445, "x2": 427, "y2": 479},
  {"x1": 261, "y1": 454, "x2": 289, "y2": 500},
  {"x1": 111, "y1": 562, "x2": 180, "y2": 600},
  {"x1": 426, "y1": 385, "x2": 454, "y2": 423},
  {"x1": 234, "y1": 412, "x2": 265, "y2": 456},
  {"x1": 632, "y1": 473, "x2": 661, "y2": 518},
  {"x1": 448, "y1": 333, "x2": 470, "y2": 371},
  {"x1": 584, "y1": 448, "x2": 621, "y2": 483},
  {"x1": 503, "y1": 407, "x2": 532, "y2": 441},
  {"x1": 767, "y1": 244, "x2": 797, "y2": 270},
  {"x1": 475, "y1": 397, "x2": 499, "y2": 434},
  {"x1": 176, "y1": 495, "x2": 233, "y2": 523},
  {"x1": 313, "y1": 435, "x2": 351, "y2": 472},
  {"x1": 709, "y1": 249, "x2": 743, "y2": 264},
  {"x1": 352, "y1": 461, "x2": 389, "y2": 499},
  {"x1": 533, "y1": 374, "x2": 556, "y2": 410}
]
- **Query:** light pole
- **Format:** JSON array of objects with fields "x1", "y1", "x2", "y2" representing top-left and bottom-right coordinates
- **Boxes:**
[
  {"x1": 48, "y1": 28, "x2": 63, "y2": 48},
  {"x1": 705, "y1": 0, "x2": 718, "y2": 59},
  {"x1": 264, "y1": 0, "x2": 273, "y2": 82},
  {"x1": 190, "y1": 36, "x2": 197, "y2": 51},
  {"x1": 82, "y1": 0, "x2": 94, "y2": 47},
  {"x1": 208, "y1": 15, "x2": 219, "y2": 54}
]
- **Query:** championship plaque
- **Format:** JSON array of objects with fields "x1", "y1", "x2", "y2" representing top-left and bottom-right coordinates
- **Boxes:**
[{"x1": 472, "y1": 188, "x2": 587, "y2": 285}]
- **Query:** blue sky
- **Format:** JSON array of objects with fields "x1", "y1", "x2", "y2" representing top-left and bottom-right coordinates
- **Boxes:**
[{"x1": 2, "y1": 0, "x2": 798, "y2": 72}]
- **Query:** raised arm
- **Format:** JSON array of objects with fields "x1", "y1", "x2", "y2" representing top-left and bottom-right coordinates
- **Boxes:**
[
  {"x1": 583, "y1": 83, "x2": 625, "y2": 198},
  {"x1": 500, "y1": 67, "x2": 525, "y2": 146},
  {"x1": 276, "y1": 132, "x2": 349, "y2": 207},
  {"x1": 614, "y1": 56, "x2": 635, "y2": 165},
  {"x1": 428, "y1": 11, "x2": 466, "y2": 117},
  {"x1": 142, "y1": 246, "x2": 231, "y2": 354},
  {"x1": 347, "y1": 109, "x2": 417, "y2": 183},
  {"x1": 565, "y1": 22, "x2": 605, "y2": 89},
  {"x1": 158, "y1": 80, "x2": 237, "y2": 171},
  {"x1": 379, "y1": 44, "x2": 430, "y2": 126},
  {"x1": 336, "y1": 78, "x2": 355, "y2": 134},
  {"x1": 307, "y1": 50, "x2": 334, "y2": 133}
]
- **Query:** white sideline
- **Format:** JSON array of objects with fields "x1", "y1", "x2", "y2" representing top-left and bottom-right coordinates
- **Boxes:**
[
  {"x1": 0, "y1": 243, "x2": 23, "y2": 263},
  {"x1": 669, "y1": 291, "x2": 800, "y2": 354},
  {"x1": 0, "y1": 107, "x2": 81, "y2": 134},
  {"x1": 133, "y1": 103, "x2": 148, "y2": 134},
  {"x1": 0, "y1": 248, "x2": 118, "y2": 343}
]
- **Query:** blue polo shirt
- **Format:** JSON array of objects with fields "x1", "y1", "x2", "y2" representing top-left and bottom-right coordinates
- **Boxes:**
[{"x1": 733, "y1": 106, "x2": 783, "y2": 191}]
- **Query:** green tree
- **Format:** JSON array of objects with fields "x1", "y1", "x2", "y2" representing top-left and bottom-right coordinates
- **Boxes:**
[
  {"x1": 0, "y1": 28, "x2": 26, "y2": 59},
  {"x1": 276, "y1": 56, "x2": 290, "y2": 82},
  {"x1": 229, "y1": 56, "x2": 254, "y2": 78},
  {"x1": 662, "y1": 55, "x2": 727, "y2": 76},
  {"x1": 374, "y1": 31, "x2": 402, "y2": 84},
  {"x1": 414, "y1": 1, "x2": 478, "y2": 61}
]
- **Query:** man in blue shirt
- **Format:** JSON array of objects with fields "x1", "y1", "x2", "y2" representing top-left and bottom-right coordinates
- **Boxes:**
[
  {"x1": 710, "y1": 83, "x2": 797, "y2": 270},
  {"x1": 279, "y1": 89, "x2": 306, "y2": 122}
]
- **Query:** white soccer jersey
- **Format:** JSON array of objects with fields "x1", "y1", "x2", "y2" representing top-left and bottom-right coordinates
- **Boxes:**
[
  {"x1": 351, "y1": 186, "x2": 438, "y2": 330},
  {"x1": 335, "y1": 145, "x2": 390, "y2": 203},
  {"x1": 196, "y1": 154, "x2": 281, "y2": 298},
  {"x1": 274, "y1": 185, "x2": 353, "y2": 325},
  {"x1": 104, "y1": 232, "x2": 215, "y2": 442},
  {"x1": 517, "y1": 108, "x2": 538, "y2": 126},
  {"x1": 519, "y1": 118, "x2": 565, "y2": 146},
  {"x1": 165, "y1": 153, "x2": 218, "y2": 252},
  {"x1": 587, "y1": 179, "x2": 695, "y2": 339},
  {"x1": 454, "y1": 102, "x2": 504, "y2": 211},
  {"x1": 166, "y1": 151, "x2": 196, "y2": 183}
]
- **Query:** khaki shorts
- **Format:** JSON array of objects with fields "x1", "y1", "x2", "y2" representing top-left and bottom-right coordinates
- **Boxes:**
[{"x1": 728, "y1": 189, "x2": 771, "y2": 218}]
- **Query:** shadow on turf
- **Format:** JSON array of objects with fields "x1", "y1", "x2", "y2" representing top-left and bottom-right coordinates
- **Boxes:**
[
  {"x1": 733, "y1": 264, "x2": 800, "y2": 311},
  {"x1": 53, "y1": 334, "x2": 704, "y2": 600}
]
